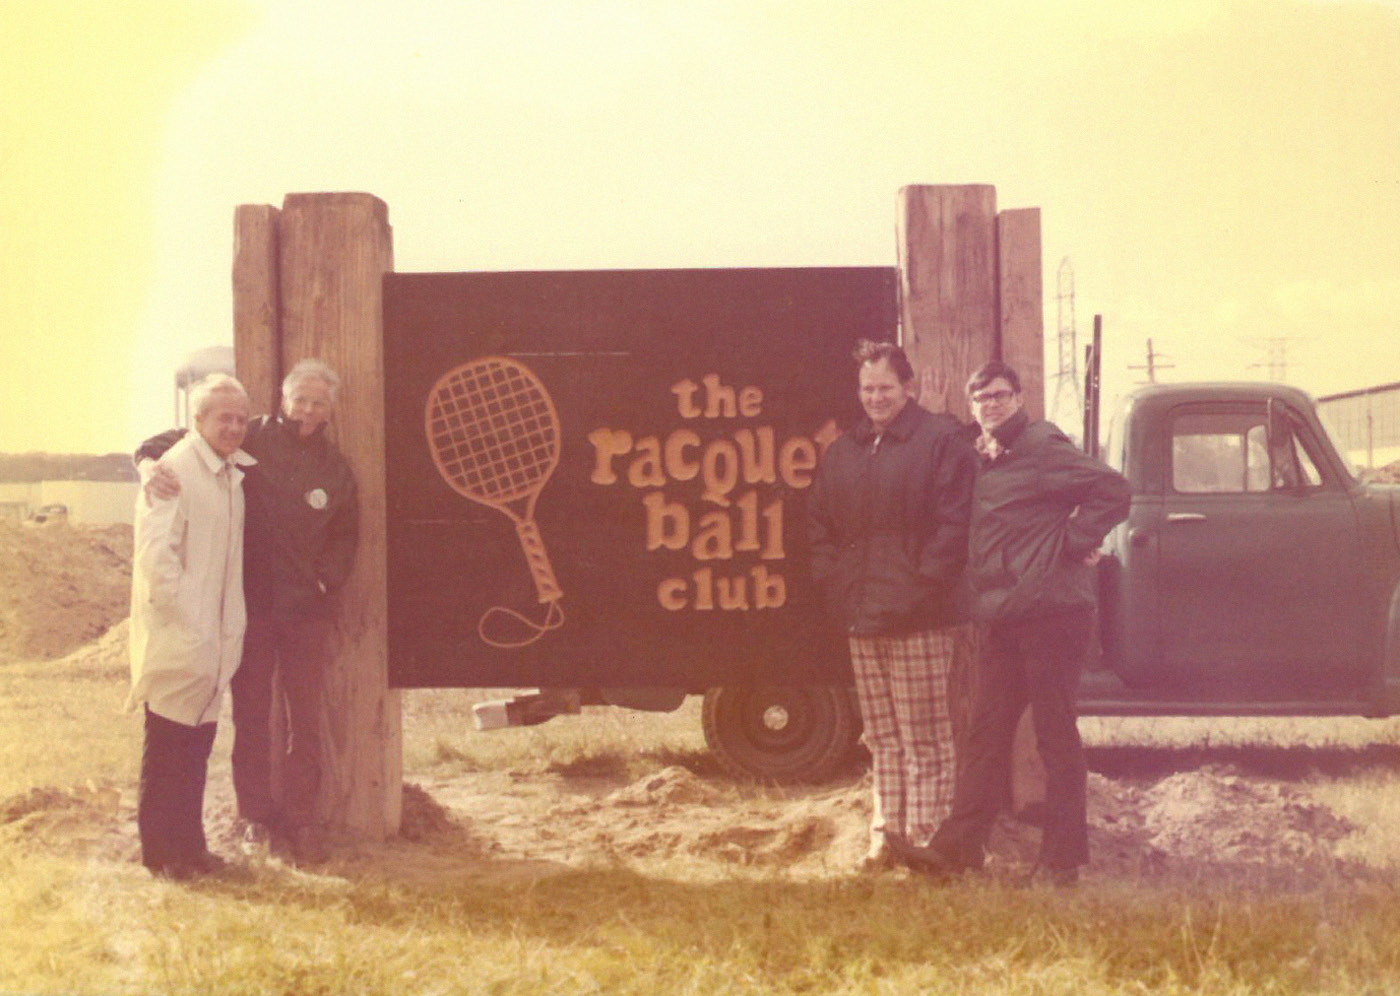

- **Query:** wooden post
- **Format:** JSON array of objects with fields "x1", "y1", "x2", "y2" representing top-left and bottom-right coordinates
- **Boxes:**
[
  {"x1": 276, "y1": 192, "x2": 402, "y2": 840},
  {"x1": 997, "y1": 205, "x2": 1050, "y2": 817},
  {"x1": 997, "y1": 207, "x2": 1044, "y2": 421},
  {"x1": 232, "y1": 205, "x2": 282, "y2": 416},
  {"x1": 897, "y1": 184, "x2": 999, "y2": 762},
  {"x1": 897, "y1": 184, "x2": 1047, "y2": 816},
  {"x1": 897, "y1": 184, "x2": 998, "y2": 423},
  {"x1": 232, "y1": 203, "x2": 291, "y2": 809}
]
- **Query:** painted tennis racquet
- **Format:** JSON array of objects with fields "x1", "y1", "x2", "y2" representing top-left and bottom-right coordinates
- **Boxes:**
[{"x1": 425, "y1": 356, "x2": 565, "y2": 646}]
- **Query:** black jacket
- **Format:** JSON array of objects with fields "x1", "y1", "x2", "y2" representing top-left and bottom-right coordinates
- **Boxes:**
[
  {"x1": 966, "y1": 410, "x2": 1130, "y2": 623},
  {"x1": 806, "y1": 401, "x2": 977, "y2": 636},
  {"x1": 137, "y1": 415, "x2": 359, "y2": 619}
]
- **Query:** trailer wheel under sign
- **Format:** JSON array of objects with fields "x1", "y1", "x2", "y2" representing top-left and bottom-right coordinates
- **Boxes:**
[{"x1": 701, "y1": 685, "x2": 863, "y2": 783}]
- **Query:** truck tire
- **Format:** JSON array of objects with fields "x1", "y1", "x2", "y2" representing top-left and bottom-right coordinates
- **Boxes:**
[{"x1": 701, "y1": 685, "x2": 863, "y2": 783}]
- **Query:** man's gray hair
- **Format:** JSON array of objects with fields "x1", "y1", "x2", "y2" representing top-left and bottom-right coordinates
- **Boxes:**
[
  {"x1": 282, "y1": 358, "x2": 341, "y2": 403},
  {"x1": 190, "y1": 373, "x2": 249, "y2": 418}
]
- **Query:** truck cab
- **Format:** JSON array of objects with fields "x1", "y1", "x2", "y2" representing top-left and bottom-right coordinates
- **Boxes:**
[{"x1": 1085, "y1": 381, "x2": 1400, "y2": 717}]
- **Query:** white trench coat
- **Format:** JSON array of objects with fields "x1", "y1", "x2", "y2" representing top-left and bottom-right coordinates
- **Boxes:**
[{"x1": 127, "y1": 432, "x2": 253, "y2": 727}]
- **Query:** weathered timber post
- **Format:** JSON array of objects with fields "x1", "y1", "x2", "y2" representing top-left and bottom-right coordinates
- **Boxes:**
[
  {"x1": 277, "y1": 192, "x2": 402, "y2": 840},
  {"x1": 897, "y1": 184, "x2": 997, "y2": 424},
  {"x1": 896, "y1": 184, "x2": 1047, "y2": 816},
  {"x1": 997, "y1": 207, "x2": 1044, "y2": 420},
  {"x1": 996, "y1": 205, "x2": 1050, "y2": 815},
  {"x1": 233, "y1": 192, "x2": 403, "y2": 840},
  {"x1": 233, "y1": 205, "x2": 282, "y2": 415},
  {"x1": 232, "y1": 203, "x2": 293, "y2": 809}
]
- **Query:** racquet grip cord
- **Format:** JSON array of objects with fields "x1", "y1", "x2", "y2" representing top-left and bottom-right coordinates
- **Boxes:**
[{"x1": 516, "y1": 519, "x2": 562, "y2": 604}]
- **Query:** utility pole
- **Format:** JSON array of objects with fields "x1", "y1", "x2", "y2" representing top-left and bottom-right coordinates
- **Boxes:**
[
  {"x1": 1128, "y1": 337, "x2": 1173, "y2": 383},
  {"x1": 1245, "y1": 336, "x2": 1297, "y2": 382}
]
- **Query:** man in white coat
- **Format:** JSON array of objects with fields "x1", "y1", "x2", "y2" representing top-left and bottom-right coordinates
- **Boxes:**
[{"x1": 128, "y1": 374, "x2": 253, "y2": 879}]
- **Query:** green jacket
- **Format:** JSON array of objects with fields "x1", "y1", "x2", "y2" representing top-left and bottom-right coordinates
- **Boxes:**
[{"x1": 966, "y1": 410, "x2": 1130, "y2": 622}]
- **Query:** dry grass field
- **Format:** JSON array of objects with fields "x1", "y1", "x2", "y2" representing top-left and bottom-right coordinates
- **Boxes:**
[{"x1": 4, "y1": 521, "x2": 1400, "y2": 994}]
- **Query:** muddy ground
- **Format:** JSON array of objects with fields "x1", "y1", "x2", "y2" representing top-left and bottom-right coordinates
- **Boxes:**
[{"x1": 2, "y1": 519, "x2": 1396, "y2": 890}]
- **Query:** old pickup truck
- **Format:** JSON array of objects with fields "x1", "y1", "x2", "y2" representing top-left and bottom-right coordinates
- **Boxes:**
[
  {"x1": 1085, "y1": 380, "x2": 1400, "y2": 718},
  {"x1": 383, "y1": 268, "x2": 1400, "y2": 783}
]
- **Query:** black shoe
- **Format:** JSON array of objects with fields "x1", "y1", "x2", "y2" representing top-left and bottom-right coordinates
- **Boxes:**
[
  {"x1": 192, "y1": 850, "x2": 233, "y2": 876},
  {"x1": 290, "y1": 824, "x2": 329, "y2": 866},
  {"x1": 882, "y1": 833, "x2": 958, "y2": 879},
  {"x1": 147, "y1": 860, "x2": 198, "y2": 882},
  {"x1": 1046, "y1": 866, "x2": 1079, "y2": 889}
]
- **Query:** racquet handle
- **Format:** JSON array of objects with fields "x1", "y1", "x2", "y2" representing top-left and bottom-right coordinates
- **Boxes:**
[{"x1": 515, "y1": 519, "x2": 563, "y2": 604}]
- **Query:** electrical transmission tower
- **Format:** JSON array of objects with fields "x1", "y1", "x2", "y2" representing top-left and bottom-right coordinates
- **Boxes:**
[
  {"x1": 1245, "y1": 337, "x2": 1291, "y2": 382},
  {"x1": 1050, "y1": 257, "x2": 1083, "y2": 431}
]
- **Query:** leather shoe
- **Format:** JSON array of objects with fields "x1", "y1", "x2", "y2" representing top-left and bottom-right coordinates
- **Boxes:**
[
  {"x1": 882, "y1": 833, "x2": 958, "y2": 879},
  {"x1": 291, "y1": 825, "x2": 329, "y2": 865},
  {"x1": 147, "y1": 860, "x2": 198, "y2": 881},
  {"x1": 1046, "y1": 866, "x2": 1079, "y2": 888},
  {"x1": 858, "y1": 838, "x2": 897, "y2": 873}
]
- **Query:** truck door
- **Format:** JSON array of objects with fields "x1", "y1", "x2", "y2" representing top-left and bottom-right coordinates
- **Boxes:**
[{"x1": 1155, "y1": 400, "x2": 1366, "y2": 698}]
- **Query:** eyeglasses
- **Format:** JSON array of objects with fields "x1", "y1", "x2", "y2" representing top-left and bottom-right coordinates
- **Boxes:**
[{"x1": 970, "y1": 389, "x2": 1016, "y2": 406}]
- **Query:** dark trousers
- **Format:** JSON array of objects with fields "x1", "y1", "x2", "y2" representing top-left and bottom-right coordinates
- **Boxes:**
[
  {"x1": 933, "y1": 609, "x2": 1093, "y2": 871},
  {"x1": 231, "y1": 614, "x2": 332, "y2": 829},
  {"x1": 139, "y1": 707, "x2": 217, "y2": 871}
]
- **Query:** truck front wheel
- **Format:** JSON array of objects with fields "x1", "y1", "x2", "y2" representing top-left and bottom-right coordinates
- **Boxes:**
[{"x1": 701, "y1": 685, "x2": 863, "y2": 783}]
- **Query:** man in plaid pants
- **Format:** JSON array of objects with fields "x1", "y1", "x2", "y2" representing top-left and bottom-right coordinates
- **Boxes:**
[{"x1": 807, "y1": 341, "x2": 977, "y2": 869}]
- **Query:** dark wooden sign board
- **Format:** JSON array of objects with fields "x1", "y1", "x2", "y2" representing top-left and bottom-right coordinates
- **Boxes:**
[{"x1": 383, "y1": 267, "x2": 898, "y2": 688}]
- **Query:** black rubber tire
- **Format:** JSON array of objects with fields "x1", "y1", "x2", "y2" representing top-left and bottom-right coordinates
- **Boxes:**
[{"x1": 701, "y1": 685, "x2": 863, "y2": 783}]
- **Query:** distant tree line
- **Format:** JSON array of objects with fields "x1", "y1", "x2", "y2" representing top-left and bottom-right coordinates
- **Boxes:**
[{"x1": 0, "y1": 453, "x2": 138, "y2": 483}]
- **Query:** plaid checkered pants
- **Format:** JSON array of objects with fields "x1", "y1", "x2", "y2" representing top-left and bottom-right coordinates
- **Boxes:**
[{"x1": 849, "y1": 628, "x2": 956, "y2": 848}]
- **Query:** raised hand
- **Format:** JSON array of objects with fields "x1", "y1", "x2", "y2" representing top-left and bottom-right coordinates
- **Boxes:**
[{"x1": 916, "y1": 367, "x2": 950, "y2": 414}]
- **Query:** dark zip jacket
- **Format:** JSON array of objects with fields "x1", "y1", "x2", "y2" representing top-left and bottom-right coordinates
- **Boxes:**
[
  {"x1": 967, "y1": 409, "x2": 1130, "y2": 622},
  {"x1": 136, "y1": 415, "x2": 359, "y2": 619},
  {"x1": 806, "y1": 401, "x2": 977, "y2": 635}
]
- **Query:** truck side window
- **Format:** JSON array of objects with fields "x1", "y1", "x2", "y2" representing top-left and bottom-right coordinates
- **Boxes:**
[{"x1": 1170, "y1": 413, "x2": 1270, "y2": 493}]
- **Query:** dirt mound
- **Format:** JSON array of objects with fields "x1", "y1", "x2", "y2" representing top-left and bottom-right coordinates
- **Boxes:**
[
  {"x1": 413, "y1": 761, "x2": 1373, "y2": 887},
  {"x1": 0, "y1": 519, "x2": 132, "y2": 663},
  {"x1": 399, "y1": 782, "x2": 463, "y2": 841},
  {"x1": 607, "y1": 765, "x2": 727, "y2": 807},
  {"x1": 0, "y1": 781, "x2": 130, "y2": 860},
  {"x1": 1141, "y1": 764, "x2": 1356, "y2": 864},
  {"x1": 54, "y1": 617, "x2": 131, "y2": 676}
]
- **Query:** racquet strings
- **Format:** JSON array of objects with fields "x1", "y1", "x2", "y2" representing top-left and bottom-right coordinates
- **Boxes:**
[{"x1": 427, "y1": 359, "x2": 559, "y2": 503}]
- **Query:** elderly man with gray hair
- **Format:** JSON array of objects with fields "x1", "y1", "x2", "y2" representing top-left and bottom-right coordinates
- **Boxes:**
[
  {"x1": 129, "y1": 373, "x2": 252, "y2": 879},
  {"x1": 137, "y1": 359, "x2": 359, "y2": 864}
]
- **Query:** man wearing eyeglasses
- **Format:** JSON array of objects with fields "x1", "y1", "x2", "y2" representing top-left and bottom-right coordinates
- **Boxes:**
[{"x1": 889, "y1": 360, "x2": 1130, "y2": 886}]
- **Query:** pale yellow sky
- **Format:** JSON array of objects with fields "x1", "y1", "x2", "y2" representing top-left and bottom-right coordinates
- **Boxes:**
[{"x1": 2, "y1": 0, "x2": 1397, "y2": 454}]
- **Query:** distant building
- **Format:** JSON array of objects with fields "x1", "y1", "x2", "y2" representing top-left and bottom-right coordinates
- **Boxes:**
[
  {"x1": 0, "y1": 453, "x2": 140, "y2": 525},
  {"x1": 1317, "y1": 382, "x2": 1400, "y2": 471}
]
